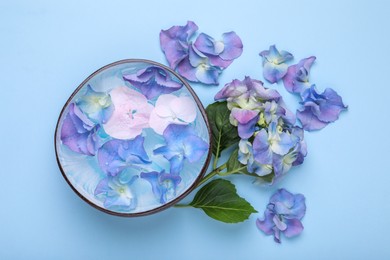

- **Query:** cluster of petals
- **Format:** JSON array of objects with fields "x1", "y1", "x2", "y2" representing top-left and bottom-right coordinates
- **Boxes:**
[
  {"x1": 215, "y1": 77, "x2": 307, "y2": 181},
  {"x1": 257, "y1": 189, "x2": 306, "y2": 243},
  {"x1": 160, "y1": 21, "x2": 243, "y2": 85}
]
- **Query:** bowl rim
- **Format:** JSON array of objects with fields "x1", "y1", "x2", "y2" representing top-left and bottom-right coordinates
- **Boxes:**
[{"x1": 54, "y1": 58, "x2": 213, "y2": 217}]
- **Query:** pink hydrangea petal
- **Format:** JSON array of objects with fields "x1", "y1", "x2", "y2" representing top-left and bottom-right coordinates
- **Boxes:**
[
  {"x1": 170, "y1": 96, "x2": 197, "y2": 123},
  {"x1": 149, "y1": 109, "x2": 171, "y2": 135},
  {"x1": 103, "y1": 86, "x2": 153, "y2": 139},
  {"x1": 154, "y1": 94, "x2": 177, "y2": 118}
]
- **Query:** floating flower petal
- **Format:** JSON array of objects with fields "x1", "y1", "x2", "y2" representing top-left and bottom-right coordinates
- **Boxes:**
[
  {"x1": 60, "y1": 103, "x2": 101, "y2": 156},
  {"x1": 154, "y1": 125, "x2": 209, "y2": 175},
  {"x1": 94, "y1": 175, "x2": 138, "y2": 211},
  {"x1": 140, "y1": 170, "x2": 181, "y2": 204},
  {"x1": 103, "y1": 86, "x2": 154, "y2": 140},
  {"x1": 123, "y1": 66, "x2": 183, "y2": 100},
  {"x1": 283, "y1": 56, "x2": 316, "y2": 94},
  {"x1": 97, "y1": 136, "x2": 150, "y2": 176},
  {"x1": 297, "y1": 85, "x2": 347, "y2": 131},
  {"x1": 75, "y1": 85, "x2": 113, "y2": 124},
  {"x1": 259, "y1": 45, "x2": 293, "y2": 83},
  {"x1": 149, "y1": 94, "x2": 197, "y2": 135},
  {"x1": 160, "y1": 21, "x2": 198, "y2": 69}
]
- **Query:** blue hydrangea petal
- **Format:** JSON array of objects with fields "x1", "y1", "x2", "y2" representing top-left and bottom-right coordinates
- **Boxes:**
[
  {"x1": 153, "y1": 125, "x2": 209, "y2": 175},
  {"x1": 98, "y1": 137, "x2": 150, "y2": 176},
  {"x1": 253, "y1": 129, "x2": 273, "y2": 165},
  {"x1": 263, "y1": 62, "x2": 289, "y2": 84}
]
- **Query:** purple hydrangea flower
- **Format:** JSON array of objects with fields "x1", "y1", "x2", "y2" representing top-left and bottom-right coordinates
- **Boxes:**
[
  {"x1": 283, "y1": 56, "x2": 316, "y2": 94},
  {"x1": 297, "y1": 85, "x2": 347, "y2": 131},
  {"x1": 256, "y1": 188, "x2": 306, "y2": 243},
  {"x1": 160, "y1": 21, "x2": 198, "y2": 69},
  {"x1": 60, "y1": 103, "x2": 102, "y2": 156},
  {"x1": 177, "y1": 45, "x2": 221, "y2": 85},
  {"x1": 123, "y1": 66, "x2": 183, "y2": 100},
  {"x1": 154, "y1": 124, "x2": 209, "y2": 175},
  {"x1": 194, "y1": 31, "x2": 243, "y2": 68},
  {"x1": 140, "y1": 170, "x2": 181, "y2": 204},
  {"x1": 75, "y1": 85, "x2": 114, "y2": 124},
  {"x1": 94, "y1": 175, "x2": 138, "y2": 211},
  {"x1": 259, "y1": 45, "x2": 293, "y2": 83},
  {"x1": 97, "y1": 136, "x2": 150, "y2": 176}
]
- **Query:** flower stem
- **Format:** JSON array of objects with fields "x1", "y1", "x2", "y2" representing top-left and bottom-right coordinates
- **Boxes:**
[
  {"x1": 197, "y1": 163, "x2": 227, "y2": 186},
  {"x1": 173, "y1": 204, "x2": 191, "y2": 208}
]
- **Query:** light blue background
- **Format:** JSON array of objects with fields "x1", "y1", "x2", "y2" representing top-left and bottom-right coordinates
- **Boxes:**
[{"x1": 1, "y1": 0, "x2": 389, "y2": 259}]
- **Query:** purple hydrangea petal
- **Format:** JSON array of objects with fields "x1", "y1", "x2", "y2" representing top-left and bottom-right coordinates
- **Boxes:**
[
  {"x1": 257, "y1": 188, "x2": 306, "y2": 243},
  {"x1": 219, "y1": 31, "x2": 243, "y2": 60},
  {"x1": 298, "y1": 85, "x2": 347, "y2": 131},
  {"x1": 273, "y1": 214, "x2": 287, "y2": 231},
  {"x1": 283, "y1": 218, "x2": 304, "y2": 238},
  {"x1": 283, "y1": 56, "x2": 316, "y2": 94},
  {"x1": 237, "y1": 115, "x2": 259, "y2": 139},
  {"x1": 256, "y1": 209, "x2": 275, "y2": 235},
  {"x1": 193, "y1": 33, "x2": 216, "y2": 56},
  {"x1": 60, "y1": 103, "x2": 101, "y2": 156},
  {"x1": 297, "y1": 106, "x2": 329, "y2": 131},
  {"x1": 177, "y1": 46, "x2": 221, "y2": 85},
  {"x1": 160, "y1": 21, "x2": 198, "y2": 69},
  {"x1": 123, "y1": 66, "x2": 183, "y2": 100},
  {"x1": 194, "y1": 31, "x2": 243, "y2": 62}
]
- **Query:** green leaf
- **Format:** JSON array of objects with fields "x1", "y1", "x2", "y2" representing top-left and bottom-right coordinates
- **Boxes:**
[
  {"x1": 189, "y1": 179, "x2": 257, "y2": 223},
  {"x1": 227, "y1": 148, "x2": 248, "y2": 174},
  {"x1": 206, "y1": 101, "x2": 240, "y2": 157}
]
